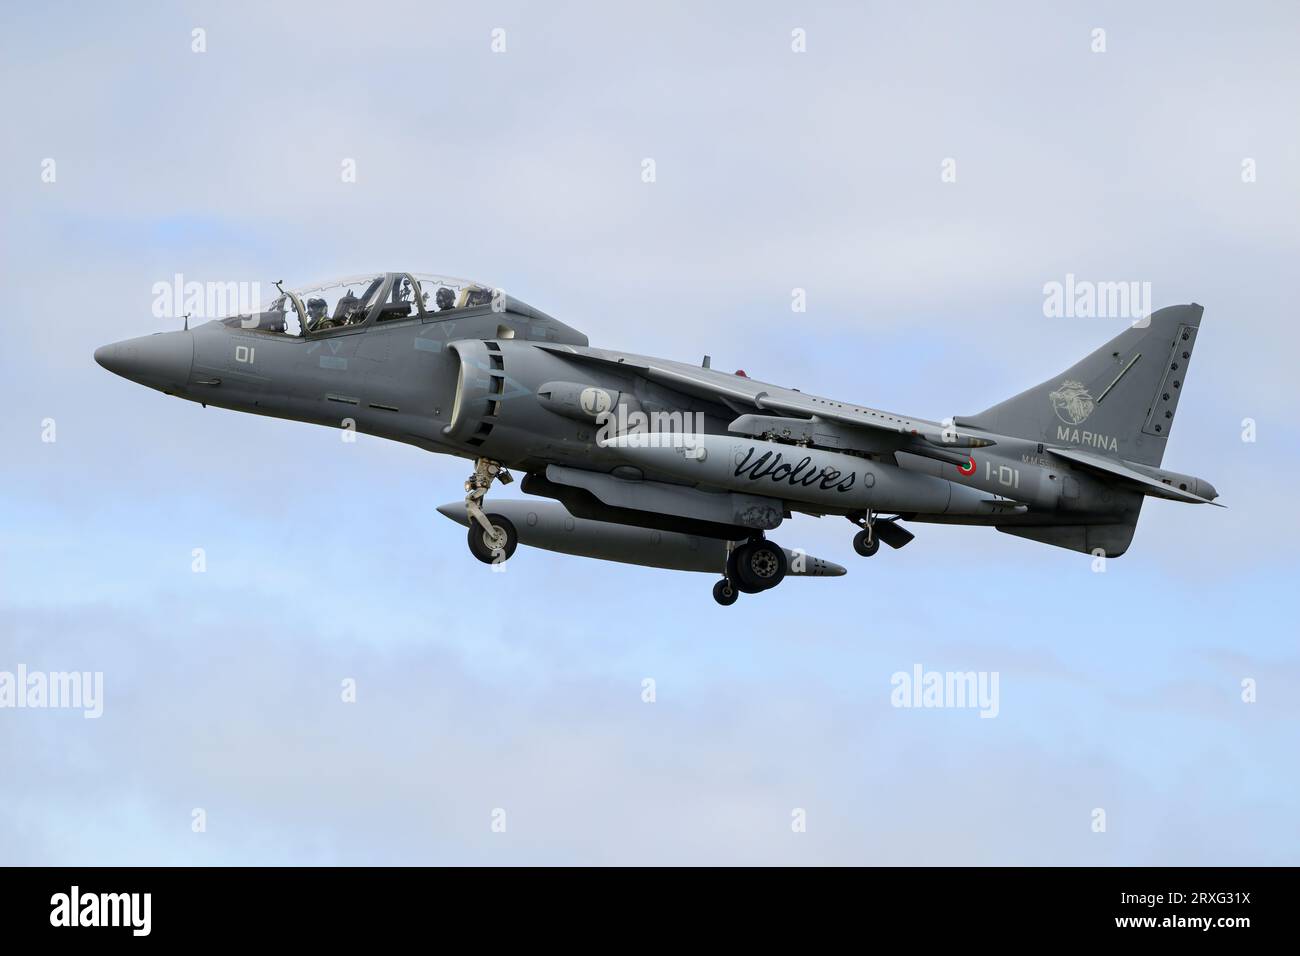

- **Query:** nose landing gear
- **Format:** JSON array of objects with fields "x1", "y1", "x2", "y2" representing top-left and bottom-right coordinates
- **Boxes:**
[
  {"x1": 463, "y1": 457, "x2": 517, "y2": 565},
  {"x1": 467, "y1": 513, "x2": 518, "y2": 564}
]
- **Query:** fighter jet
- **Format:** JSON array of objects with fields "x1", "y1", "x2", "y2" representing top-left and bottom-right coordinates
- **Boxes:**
[{"x1": 95, "y1": 272, "x2": 1220, "y2": 605}]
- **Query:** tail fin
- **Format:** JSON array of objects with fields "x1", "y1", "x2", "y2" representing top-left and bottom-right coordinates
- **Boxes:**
[{"x1": 959, "y1": 304, "x2": 1204, "y2": 466}]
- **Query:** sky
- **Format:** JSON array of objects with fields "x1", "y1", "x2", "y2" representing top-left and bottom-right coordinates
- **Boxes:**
[{"x1": 1, "y1": 0, "x2": 1297, "y2": 865}]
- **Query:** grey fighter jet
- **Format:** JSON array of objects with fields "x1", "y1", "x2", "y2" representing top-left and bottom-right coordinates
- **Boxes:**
[{"x1": 95, "y1": 272, "x2": 1220, "y2": 605}]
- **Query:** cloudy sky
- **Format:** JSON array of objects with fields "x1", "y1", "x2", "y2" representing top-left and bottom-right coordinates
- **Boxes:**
[{"x1": 2, "y1": 0, "x2": 1297, "y2": 864}]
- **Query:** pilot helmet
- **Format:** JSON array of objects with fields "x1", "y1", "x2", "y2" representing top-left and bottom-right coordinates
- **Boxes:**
[
  {"x1": 435, "y1": 287, "x2": 456, "y2": 310},
  {"x1": 307, "y1": 297, "x2": 327, "y2": 317}
]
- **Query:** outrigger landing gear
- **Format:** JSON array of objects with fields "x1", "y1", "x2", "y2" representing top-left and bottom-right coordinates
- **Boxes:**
[
  {"x1": 852, "y1": 510, "x2": 881, "y2": 557},
  {"x1": 714, "y1": 540, "x2": 740, "y2": 606},
  {"x1": 850, "y1": 510, "x2": 913, "y2": 557},
  {"x1": 463, "y1": 457, "x2": 518, "y2": 565},
  {"x1": 712, "y1": 578, "x2": 739, "y2": 606},
  {"x1": 713, "y1": 536, "x2": 788, "y2": 605}
]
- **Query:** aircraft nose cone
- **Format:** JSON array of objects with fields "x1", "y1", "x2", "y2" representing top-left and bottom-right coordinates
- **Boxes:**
[
  {"x1": 93, "y1": 343, "x2": 116, "y2": 370},
  {"x1": 95, "y1": 331, "x2": 194, "y2": 391}
]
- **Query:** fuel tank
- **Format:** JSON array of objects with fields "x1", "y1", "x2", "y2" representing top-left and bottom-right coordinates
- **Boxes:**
[{"x1": 435, "y1": 500, "x2": 847, "y2": 576}]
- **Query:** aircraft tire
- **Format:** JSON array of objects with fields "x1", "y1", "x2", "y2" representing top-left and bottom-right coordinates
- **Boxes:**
[
  {"x1": 731, "y1": 540, "x2": 787, "y2": 591},
  {"x1": 713, "y1": 579, "x2": 739, "y2": 606},
  {"x1": 727, "y1": 545, "x2": 762, "y2": 593},
  {"x1": 468, "y1": 513, "x2": 518, "y2": 565},
  {"x1": 853, "y1": 529, "x2": 880, "y2": 557}
]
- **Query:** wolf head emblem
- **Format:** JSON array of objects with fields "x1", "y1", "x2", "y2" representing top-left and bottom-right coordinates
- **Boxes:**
[{"x1": 1049, "y1": 380, "x2": 1095, "y2": 426}]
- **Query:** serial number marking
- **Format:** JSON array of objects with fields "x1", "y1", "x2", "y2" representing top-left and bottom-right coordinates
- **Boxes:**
[{"x1": 982, "y1": 460, "x2": 1020, "y2": 490}]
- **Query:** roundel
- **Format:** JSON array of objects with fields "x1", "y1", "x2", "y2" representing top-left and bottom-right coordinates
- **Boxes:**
[{"x1": 957, "y1": 456, "x2": 976, "y2": 476}]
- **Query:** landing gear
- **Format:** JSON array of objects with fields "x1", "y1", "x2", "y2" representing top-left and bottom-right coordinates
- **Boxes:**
[
  {"x1": 468, "y1": 513, "x2": 518, "y2": 564},
  {"x1": 849, "y1": 510, "x2": 913, "y2": 557},
  {"x1": 852, "y1": 509, "x2": 880, "y2": 557},
  {"x1": 712, "y1": 578, "x2": 739, "y2": 606},
  {"x1": 853, "y1": 529, "x2": 880, "y2": 557},
  {"x1": 463, "y1": 457, "x2": 516, "y2": 565},
  {"x1": 730, "y1": 539, "x2": 788, "y2": 591},
  {"x1": 713, "y1": 537, "x2": 788, "y2": 605}
]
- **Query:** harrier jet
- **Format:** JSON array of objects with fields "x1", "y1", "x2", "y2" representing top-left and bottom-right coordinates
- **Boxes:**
[{"x1": 95, "y1": 272, "x2": 1220, "y2": 605}]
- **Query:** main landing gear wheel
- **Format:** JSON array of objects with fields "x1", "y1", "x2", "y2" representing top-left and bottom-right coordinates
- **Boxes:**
[
  {"x1": 467, "y1": 513, "x2": 517, "y2": 565},
  {"x1": 712, "y1": 579, "x2": 739, "y2": 606},
  {"x1": 729, "y1": 540, "x2": 788, "y2": 592},
  {"x1": 853, "y1": 529, "x2": 880, "y2": 557}
]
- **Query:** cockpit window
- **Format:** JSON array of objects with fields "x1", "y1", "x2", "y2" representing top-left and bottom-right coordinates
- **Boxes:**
[
  {"x1": 376, "y1": 274, "x2": 418, "y2": 322},
  {"x1": 219, "y1": 273, "x2": 498, "y2": 336},
  {"x1": 294, "y1": 274, "x2": 385, "y2": 333},
  {"x1": 266, "y1": 295, "x2": 304, "y2": 336},
  {"x1": 410, "y1": 274, "x2": 496, "y2": 316},
  {"x1": 223, "y1": 293, "x2": 304, "y2": 336}
]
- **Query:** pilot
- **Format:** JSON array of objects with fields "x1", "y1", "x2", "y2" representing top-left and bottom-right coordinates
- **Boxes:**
[
  {"x1": 435, "y1": 287, "x2": 456, "y2": 312},
  {"x1": 306, "y1": 297, "x2": 330, "y2": 330}
]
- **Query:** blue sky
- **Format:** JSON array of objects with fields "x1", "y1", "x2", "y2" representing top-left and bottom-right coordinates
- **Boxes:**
[{"x1": 1, "y1": 0, "x2": 1297, "y2": 864}]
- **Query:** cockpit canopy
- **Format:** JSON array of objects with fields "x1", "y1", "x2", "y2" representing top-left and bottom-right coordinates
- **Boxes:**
[{"x1": 227, "y1": 272, "x2": 497, "y2": 336}]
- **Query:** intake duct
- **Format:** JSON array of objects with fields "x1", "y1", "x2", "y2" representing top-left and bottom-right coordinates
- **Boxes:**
[{"x1": 443, "y1": 339, "x2": 507, "y2": 448}]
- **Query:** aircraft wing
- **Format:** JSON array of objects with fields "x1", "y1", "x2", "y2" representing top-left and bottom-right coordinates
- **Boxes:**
[{"x1": 538, "y1": 345, "x2": 990, "y2": 450}]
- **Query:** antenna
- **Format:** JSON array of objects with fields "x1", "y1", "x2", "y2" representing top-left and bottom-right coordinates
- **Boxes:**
[{"x1": 183, "y1": 312, "x2": 190, "y2": 331}]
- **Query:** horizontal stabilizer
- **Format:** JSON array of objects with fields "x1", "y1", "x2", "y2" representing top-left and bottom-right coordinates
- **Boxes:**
[{"x1": 1048, "y1": 447, "x2": 1223, "y2": 506}]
